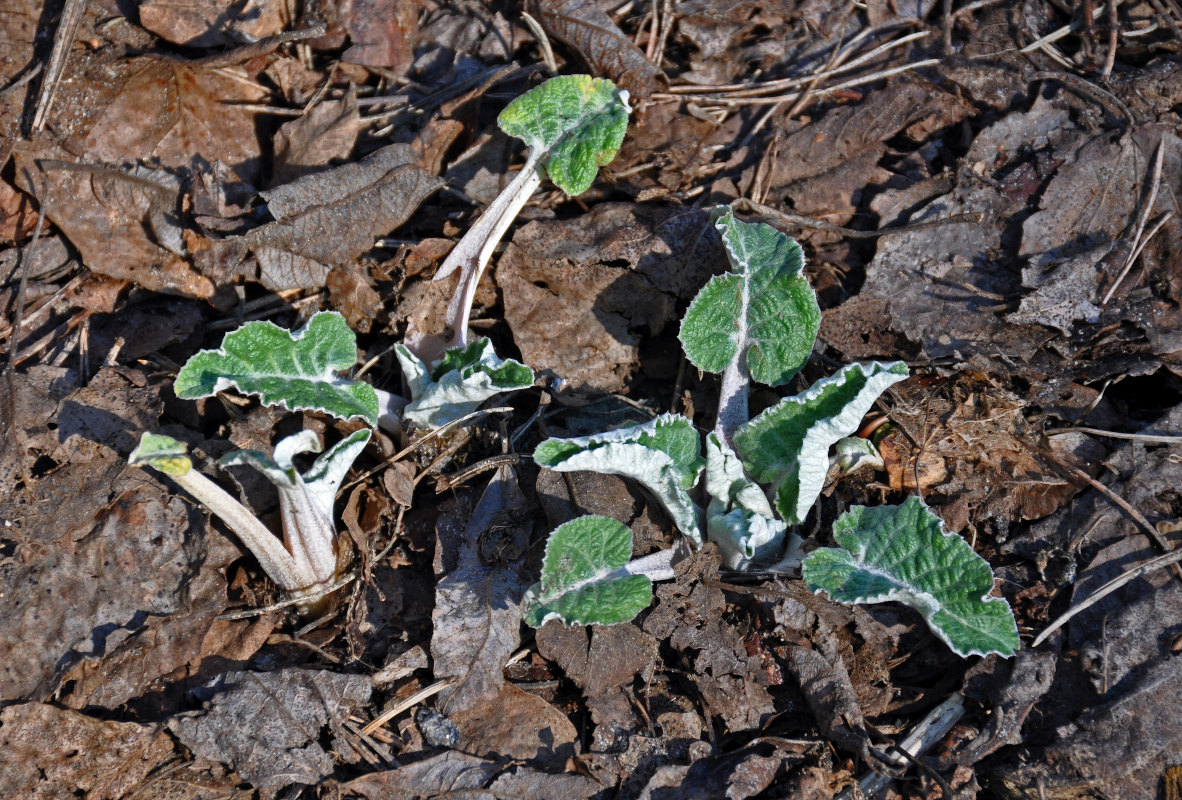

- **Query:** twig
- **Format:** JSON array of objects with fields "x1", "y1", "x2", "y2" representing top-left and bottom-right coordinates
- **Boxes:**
[
  {"x1": 435, "y1": 453, "x2": 521, "y2": 492},
  {"x1": 1031, "y1": 441, "x2": 1182, "y2": 580},
  {"x1": 31, "y1": 0, "x2": 87, "y2": 133},
  {"x1": 1101, "y1": 0, "x2": 1119, "y2": 78},
  {"x1": 1030, "y1": 70, "x2": 1134, "y2": 126},
  {"x1": 1032, "y1": 545, "x2": 1182, "y2": 647},
  {"x1": 736, "y1": 198, "x2": 986, "y2": 238},
  {"x1": 361, "y1": 678, "x2": 455, "y2": 735},
  {"x1": 154, "y1": 23, "x2": 327, "y2": 67},
  {"x1": 520, "y1": 12, "x2": 557, "y2": 74},
  {"x1": 1046, "y1": 426, "x2": 1182, "y2": 444},
  {"x1": 215, "y1": 573, "x2": 357, "y2": 620},
  {"x1": 846, "y1": 693, "x2": 966, "y2": 799},
  {"x1": 1103, "y1": 141, "x2": 1166, "y2": 305}
]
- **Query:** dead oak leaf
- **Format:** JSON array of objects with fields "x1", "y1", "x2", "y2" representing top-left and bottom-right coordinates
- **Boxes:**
[{"x1": 80, "y1": 59, "x2": 265, "y2": 172}]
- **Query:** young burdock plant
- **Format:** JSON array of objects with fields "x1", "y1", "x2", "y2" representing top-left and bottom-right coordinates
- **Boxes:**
[
  {"x1": 528, "y1": 206, "x2": 1018, "y2": 657},
  {"x1": 130, "y1": 429, "x2": 369, "y2": 603},
  {"x1": 430, "y1": 74, "x2": 631, "y2": 350}
]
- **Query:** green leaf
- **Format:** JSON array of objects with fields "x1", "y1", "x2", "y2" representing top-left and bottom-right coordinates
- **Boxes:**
[
  {"x1": 679, "y1": 207, "x2": 821, "y2": 388},
  {"x1": 175, "y1": 311, "x2": 379, "y2": 426},
  {"x1": 533, "y1": 414, "x2": 705, "y2": 541},
  {"x1": 734, "y1": 361, "x2": 909, "y2": 524},
  {"x1": 396, "y1": 338, "x2": 534, "y2": 430},
  {"x1": 129, "y1": 432, "x2": 192, "y2": 477},
  {"x1": 497, "y1": 74, "x2": 631, "y2": 196},
  {"x1": 803, "y1": 498, "x2": 1020, "y2": 658},
  {"x1": 703, "y1": 434, "x2": 787, "y2": 569},
  {"x1": 523, "y1": 515, "x2": 653, "y2": 627}
]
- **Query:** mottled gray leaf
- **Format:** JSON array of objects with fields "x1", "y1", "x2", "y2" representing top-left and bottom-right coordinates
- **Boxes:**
[{"x1": 168, "y1": 668, "x2": 371, "y2": 788}]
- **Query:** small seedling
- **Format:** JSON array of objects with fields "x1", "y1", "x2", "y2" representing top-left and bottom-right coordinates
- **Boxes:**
[
  {"x1": 529, "y1": 205, "x2": 1017, "y2": 653},
  {"x1": 395, "y1": 337, "x2": 533, "y2": 430},
  {"x1": 431, "y1": 74, "x2": 631, "y2": 350},
  {"x1": 130, "y1": 429, "x2": 369, "y2": 600}
]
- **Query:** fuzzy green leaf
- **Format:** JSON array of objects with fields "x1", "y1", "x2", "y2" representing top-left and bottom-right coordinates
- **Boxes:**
[
  {"x1": 734, "y1": 361, "x2": 909, "y2": 524},
  {"x1": 679, "y1": 207, "x2": 821, "y2": 388},
  {"x1": 704, "y1": 433, "x2": 787, "y2": 568},
  {"x1": 396, "y1": 338, "x2": 534, "y2": 430},
  {"x1": 129, "y1": 432, "x2": 193, "y2": 477},
  {"x1": 523, "y1": 515, "x2": 653, "y2": 627},
  {"x1": 175, "y1": 311, "x2": 379, "y2": 425},
  {"x1": 497, "y1": 74, "x2": 631, "y2": 195},
  {"x1": 533, "y1": 414, "x2": 705, "y2": 541},
  {"x1": 803, "y1": 498, "x2": 1019, "y2": 658}
]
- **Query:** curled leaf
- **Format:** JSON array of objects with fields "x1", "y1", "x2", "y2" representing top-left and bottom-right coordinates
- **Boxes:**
[
  {"x1": 395, "y1": 338, "x2": 534, "y2": 430},
  {"x1": 176, "y1": 311, "x2": 379, "y2": 425}
]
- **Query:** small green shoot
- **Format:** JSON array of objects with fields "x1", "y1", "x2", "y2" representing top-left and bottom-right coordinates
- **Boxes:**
[
  {"x1": 534, "y1": 414, "x2": 705, "y2": 541},
  {"x1": 704, "y1": 433, "x2": 791, "y2": 569},
  {"x1": 523, "y1": 515, "x2": 676, "y2": 627},
  {"x1": 802, "y1": 498, "x2": 1020, "y2": 658},
  {"x1": 395, "y1": 338, "x2": 534, "y2": 430},
  {"x1": 432, "y1": 75, "x2": 631, "y2": 349},
  {"x1": 131, "y1": 430, "x2": 369, "y2": 598},
  {"x1": 176, "y1": 311, "x2": 380, "y2": 426}
]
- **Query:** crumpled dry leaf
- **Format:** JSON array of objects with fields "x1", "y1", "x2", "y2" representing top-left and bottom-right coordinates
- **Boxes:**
[
  {"x1": 498, "y1": 203, "x2": 721, "y2": 395},
  {"x1": 637, "y1": 741, "x2": 804, "y2": 800},
  {"x1": 168, "y1": 668, "x2": 372, "y2": 788},
  {"x1": 642, "y1": 546, "x2": 775, "y2": 731},
  {"x1": 0, "y1": 703, "x2": 175, "y2": 799},
  {"x1": 245, "y1": 143, "x2": 444, "y2": 291},
  {"x1": 535, "y1": 620, "x2": 658, "y2": 751},
  {"x1": 527, "y1": 0, "x2": 667, "y2": 101},
  {"x1": 344, "y1": 751, "x2": 502, "y2": 798},
  {"x1": 13, "y1": 155, "x2": 215, "y2": 299},
  {"x1": 138, "y1": 0, "x2": 287, "y2": 47},
  {"x1": 270, "y1": 89, "x2": 362, "y2": 186},
  {"x1": 431, "y1": 467, "x2": 532, "y2": 714}
]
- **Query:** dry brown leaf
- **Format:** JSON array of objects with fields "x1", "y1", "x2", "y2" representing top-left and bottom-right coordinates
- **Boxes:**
[
  {"x1": 270, "y1": 90, "x2": 362, "y2": 186},
  {"x1": 168, "y1": 668, "x2": 372, "y2": 788},
  {"x1": 342, "y1": 0, "x2": 419, "y2": 69},
  {"x1": 498, "y1": 203, "x2": 720, "y2": 396},
  {"x1": 246, "y1": 143, "x2": 443, "y2": 291},
  {"x1": 0, "y1": 703, "x2": 175, "y2": 799},
  {"x1": 13, "y1": 155, "x2": 215, "y2": 299},
  {"x1": 139, "y1": 0, "x2": 287, "y2": 47},
  {"x1": 450, "y1": 683, "x2": 579, "y2": 769},
  {"x1": 431, "y1": 467, "x2": 531, "y2": 714},
  {"x1": 527, "y1": 0, "x2": 667, "y2": 101}
]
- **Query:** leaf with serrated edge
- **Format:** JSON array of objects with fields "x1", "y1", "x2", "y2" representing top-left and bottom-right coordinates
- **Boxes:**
[
  {"x1": 498, "y1": 74, "x2": 631, "y2": 196},
  {"x1": 734, "y1": 361, "x2": 909, "y2": 524},
  {"x1": 533, "y1": 414, "x2": 704, "y2": 541},
  {"x1": 395, "y1": 338, "x2": 533, "y2": 430},
  {"x1": 523, "y1": 516, "x2": 653, "y2": 627},
  {"x1": 679, "y1": 207, "x2": 820, "y2": 387},
  {"x1": 704, "y1": 433, "x2": 786, "y2": 568},
  {"x1": 803, "y1": 498, "x2": 1019, "y2": 658},
  {"x1": 175, "y1": 311, "x2": 379, "y2": 425}
]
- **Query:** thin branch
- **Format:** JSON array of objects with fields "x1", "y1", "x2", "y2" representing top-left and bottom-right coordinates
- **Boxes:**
[
  {"x1": 1103, "y1": 141, "x2": 1166, "y2": 305},
  {"x1": 1032, "y1": 545, "x2": 1182, "y2": 647}
]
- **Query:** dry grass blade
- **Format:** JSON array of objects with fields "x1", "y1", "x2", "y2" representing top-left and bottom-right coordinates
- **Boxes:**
[
  {"x1": 30, "y1": 0, "x2": 87, "y2": 133},
  {"x1": 1102, "y1": 141, "x2": 1166, "y2": 305},
  {"x1": 1032, "y1": 546, "x2": 1182, "y2": 647},
  {"x1": 361, "y1": 678, "x2": 455, "y2": 736}
]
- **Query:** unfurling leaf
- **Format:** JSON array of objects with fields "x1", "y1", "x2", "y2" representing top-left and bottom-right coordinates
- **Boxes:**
[
  {"x1": 523, "y1": 515, "x2": 652, "y2": 627},
  {"x1": 704, "y1": 433, "x2": 787, "y2": 569},
  {"x1": 533, "y1": 414, "x2": 704, "y2": 540},
  {"x1": 498, "y1": 74, "x2": 631, "y2": 196},
  {"x1": 734, "y1": 361, "x2": 909, "y2": 524},
  {"x1": 803, "y1": 497, "x2": 1019, "y2": 658},
  {"x1": 176, "y1": 311, "x2": 379, "y2": 425},
  {"x1": 395, "y1": 338, "x2": 534, "y2": 430}
]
